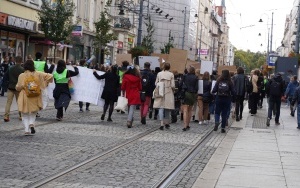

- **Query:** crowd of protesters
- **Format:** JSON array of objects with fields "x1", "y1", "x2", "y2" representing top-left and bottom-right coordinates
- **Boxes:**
[{"x1": 2, "y1": 53, "x2": 300, "y2": 135}]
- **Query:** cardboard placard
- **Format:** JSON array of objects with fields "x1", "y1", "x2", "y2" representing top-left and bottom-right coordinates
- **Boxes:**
[
  {"x1": 138, "y1": 56, "x2": 160, "y2": 70},
  {"x1": 116, "y1": 54, "x2": 132, "y2": 66},
  {"x1": 151, "y1": 53, "x2": 169, "y2": 65},
  {"x1": 168, "y1": 48, "x2": 188, "y2": 74},
  {"x1": 200, "y1": 61, "x2": 213, "y2": 75},
  {"x1": 217, "y1": 65, "x2": 237, "y2": 75}
]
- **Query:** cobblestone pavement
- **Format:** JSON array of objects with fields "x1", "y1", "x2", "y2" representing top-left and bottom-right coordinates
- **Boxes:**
[{"x1": 0, "y1": 101, "x2": 216, "y2": 188}]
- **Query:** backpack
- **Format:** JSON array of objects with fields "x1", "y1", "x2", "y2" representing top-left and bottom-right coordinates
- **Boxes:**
[
  {"x1": 218, "y1": 81, "x2": 230, "y2": 96},
  {"x1": 269, "y1": 80, "x2": 281, "y2": 96},
  {"x1": 247, "y1": 77, "x2": 253, "y2": 93},
  {"x1": 24, "y1": 73, "x2": 41, "y2": 97},
  {"x1": 141, "y1": 72, "x2": 150, "y2": 91}
]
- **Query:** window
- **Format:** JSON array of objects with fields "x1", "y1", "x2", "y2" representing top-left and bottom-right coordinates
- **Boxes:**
[
  {"x1": 30, "y1": 0, "x2": 39, "y2": 5},
  {"x1": 84, "y1": 0, "x2": 89, "y2": 20}
]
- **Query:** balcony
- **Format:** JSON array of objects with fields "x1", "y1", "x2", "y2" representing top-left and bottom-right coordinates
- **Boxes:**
[{"x1": 113, "y1": 17, "x2": 132, "y2": 32}]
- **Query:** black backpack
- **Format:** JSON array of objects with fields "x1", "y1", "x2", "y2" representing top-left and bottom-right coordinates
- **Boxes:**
[
  {"x1": 218, "y1": 81, "x2": 230, "y2": 96},
  {"x1": 269, "y1": 80, "x2": 281, "y2": 96},
  {"x1": 141, "y1": 72, "x2": 150, "y2": 91},
  {"x1": 247, "y1": 77, "x2": 253, "y2": 93}
]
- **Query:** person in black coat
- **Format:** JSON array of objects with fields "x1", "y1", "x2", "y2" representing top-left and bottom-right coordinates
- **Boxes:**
[{"x1": 93, "y1": 65, "x2": 120, "y2": 122}]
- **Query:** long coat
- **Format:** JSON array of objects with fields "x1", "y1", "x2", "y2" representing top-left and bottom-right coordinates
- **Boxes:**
[
  {"x1": 121, "y1": 74, "x2": 142, "y2": 105},
  {"x1": 16, "y1": 70, "x2": 53, "y2": 113},
  {"x1": 153, "y1": 70, "x2": 175, "y2": 109}
]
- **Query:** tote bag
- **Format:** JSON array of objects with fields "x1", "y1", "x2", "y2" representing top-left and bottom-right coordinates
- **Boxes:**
[{"x1": 114, "y1": 95, "x2": 128, "y2": 112}]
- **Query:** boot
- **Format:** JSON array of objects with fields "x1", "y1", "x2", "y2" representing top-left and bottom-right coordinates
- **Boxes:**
[
  {"x1": 127, "y1": 121, "x2": 132, "y2": 128},
  {"x1": 141, "y1": 117, "x2": 146, "y2": 124},
  {"x1": 214, "y1": 122, "x2": 219, "y2": 131}
]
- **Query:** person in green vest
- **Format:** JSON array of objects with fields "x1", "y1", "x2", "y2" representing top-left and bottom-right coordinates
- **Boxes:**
[
  {"x1": 34, "y1": 52, "x2": 55, "y2": 73},
  {"x1": 117, "y1": 61, "x2": 129, "y2": 114},
  {"x1": 34, "y1": 52, "x2": 55, "y2": 117},
  {"x1": 53, "y1": 59, "x2": 79, "y2": 121}
]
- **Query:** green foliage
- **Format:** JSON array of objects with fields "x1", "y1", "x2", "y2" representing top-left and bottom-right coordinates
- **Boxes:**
[
  {"x1": 141, "y1": 15, "x2": 155, "y2": 54},
  {"x1": 129, "y1": 46, "x2": 149, "y2": 59},
  {"x1": 234, "y1": 50, "x2": 266, "y2": 74},
  {"x1": 161, "y1": 31, "x2": 174, "y2": 54},
  {"x1": 38, "y1": 0, "x2": 75, "y2": 44},
  {"x1": 93, "y1": 1, "x2": 117, "y2": 51}
]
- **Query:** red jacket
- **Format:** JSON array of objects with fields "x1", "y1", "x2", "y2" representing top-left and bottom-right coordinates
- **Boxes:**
[{"x1": 121, "y1": 74, "x2": 142, "y2": 105}]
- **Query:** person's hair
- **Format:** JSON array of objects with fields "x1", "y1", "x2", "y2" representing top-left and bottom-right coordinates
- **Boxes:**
[
  {"x1": 125, "y1": 66, "x2": 140, "y2": 77},
  {"x1": 111, "y1": 64, "x2": 118, "y2": 74},
  {"x1": 254, "y1": 69, "x2": 260, "y2": 76},
  {"x1": 24, "y1": 60, "x2": 35, "y2": 72},
  {"x1": 202, "y1": 71, "x2": 210, "y2": 80},
  {"x1": 122, "y1": 61, "x2": 129, "y2": 67},
  {"x1": 15, "y1": 56, "x2": 22, "y2": 64},
  {"x1": 217, "y1": 69, "x2": 230, "y2": 82},
  {"x1": 163, "y1": 63, "x2": 170, "y2": 70},
  {"x1": 293, "y1": 75, "x2": 298, "y2": 81},
  {"x1": 56, "y1": 59, "x2": 66, "y2": 72},
  {"x1": 35, "y1": 52, "x2": 42, "y2": 59},
  {"x1": 79, "y1": 59, "x2": 86, "y2": 66},
  {"x1": 144, "y1": 62, "x2": 150, "y2": 69},
  {"x1": 237, "y1": 66, "x2": 244, "y2": 74},
  {"x1": 155, "y1": 67, "x2": 161, "y2": 73},
  {"x1": 27, "y1": 55, "x2": 32, "y2": 60},
  {"x1": 188, "y1": 66, "x2": 195, "y2": 74}
]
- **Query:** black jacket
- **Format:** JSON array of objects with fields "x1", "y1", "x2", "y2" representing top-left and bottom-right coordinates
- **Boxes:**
[
  {"x1": 181, "y1": 73, "x2": 198, "y2": 93},
  {"x1": 233, "y1": 73, "x2": 248, "y2": 96},
  {"x1": 3, "y1": 64, "x2": 24, "y2": 90},
  {"x1": 266, "y1": 74, "x2": 284, "y2": 97},
  {"x1": 140, "y1": 69, "x2": 156, "y2": 97}
]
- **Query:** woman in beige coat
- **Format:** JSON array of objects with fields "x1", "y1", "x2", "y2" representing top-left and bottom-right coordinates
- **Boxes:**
[
  {"x1": 16, "y1": 60, "x2": 53, "y2": 135},
  {"x1": 153, "y1": 63, "x2": 175, "y2": 130}
]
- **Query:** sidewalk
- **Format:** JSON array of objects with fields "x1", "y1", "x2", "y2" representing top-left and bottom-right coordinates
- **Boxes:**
[{"x1": 193, "y1": 101, "x2": 300, "y2": 188}]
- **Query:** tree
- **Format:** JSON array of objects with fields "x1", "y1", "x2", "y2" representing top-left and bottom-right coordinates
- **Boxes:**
[
  {"x1": 94, "y1": 0, "x2": 117, "y2": 64},
  {"x1": 141, "y1": 15, "x2": 155, "y2": 54},
  {"x1": 161, "y1": 31, "x2": 174, "y2": 54},
  {"x1": 38, "y1": 0, "x2": 75, "y2": 62},
  {"x1": 233, "y1": 49, "x2": 266, "y2": 74}
]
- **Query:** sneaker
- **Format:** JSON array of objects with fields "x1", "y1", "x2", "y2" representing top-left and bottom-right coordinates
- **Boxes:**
[
  {"x1": 266, "y1": 118, "x2": 270, "y2": 126},
  {"x1": 149, "y1": 111, "x2": 153, "y2": 119},
  {"x1": 101, "y1": 114, "x2": 105, "y2": 120},
  {"x1": 275, "y1": 121, "x2": 280, "y2": 125},
  {"x1": 221, "y1": 129, "x2": 226, "y2": 133},
  {"x1": 79, "y1": 108, "x2": 83, "y2": 112},
  {"x1": 236, "y1": 117, "x2": 240, "y2": 122},
  {"x1": 159, "y1": 126, "x2": 164, "y2": 130},
  {"x1": 36, "y1": 113, "x2": 40, "y2": 118},
  {"x1": 239, "y1": 115, "x2": 243, "y2": 120},
  {"x1": 186, "y1": 126, "x2": 190, "y2": 130},
  {"x1": 4, "y1": 117, "x2": 9, "y2": 122},
  {"x1": 107, "y1": 117, "x2": 113, "y2": 122},
  {"x1": 141, "y1": 117, "x2": 146, "y2": 125},
  {"x1": 121, "y1": 111, "x2": 125, "y2": 114},
  {"x1": 199, "y1": 121, "x2": 203, "y2": 125},
  {"x1": 297, "y1": 127, "x2": 300, "y2": 129},
  {"x1": 214, "y1": 124, "x2": 219, "y2": 131},
  {"x1": 291, "y1": 112, "x2": 295, "y2": 117},
  {"x1": 86, "y1": 108, "x2": 90, "y2": 111},
  {"x1": 56, "y1": 117, "x2": 62, "y2": 121},
  {"x1": 182, "y1": 128, "x2": 187, "y2": 131},
  {"x1": 19, "y1": 116, "x2": 22, "y2": 121},
  {"x1": 165, "y1": 124, "x2": 170, "y2": 129},
  {"x1": 203, "y1": 120, "x2": 208, "y2": 124},
  {"x1": 30, "y1": 127, "x2": 36, "y2": 134},
  {"x1": 154, "y1": 116, "x2": 157, "y2": 120}
]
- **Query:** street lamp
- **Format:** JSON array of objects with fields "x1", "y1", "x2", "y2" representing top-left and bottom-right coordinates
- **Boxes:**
[{"x1": 259, "y1": 12, "x2": 274, "y2": 53}]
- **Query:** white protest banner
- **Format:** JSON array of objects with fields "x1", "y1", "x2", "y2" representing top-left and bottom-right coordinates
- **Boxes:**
[
  {"x1": 139, "y1": 56, "x2": 160, "y2": 70},
  {"x1": 47, "y1": 66, "x2": 105, "y2": 106},
  {"x1": 211, "y1": 80, "x2": 216, "y2": 92},
  {"x1": 198, "y1": 80, "x2": 203, "y2": 94},
  {"x1": 200, "y1": 61, "x2": 213, "y2": 75}
]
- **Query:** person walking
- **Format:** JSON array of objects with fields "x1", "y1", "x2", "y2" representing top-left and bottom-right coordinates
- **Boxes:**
[
  {"x1": 249, "y1": 70, "x2": 260, "y2": 115},
  {"x1": 0, "y1": 56, "x2": 9, "y2": 96},
  {"x1": 285, "y1": 75, "x2": 299, "y2": 117},
  {"x1": 78, "y1": 59, "x2": 90, "y2": 112},
  {"x1": 212, "y1": 69, "x2": 235, "y2": 133},
  {"x1": 149, "y1": 67, "x2": 161, "y2": 120},
  {"x1": 153, "y1": 63, "x2": 175, "y2": 130},
  {"x1": 34, "y1": 52, "x2": 55, "y2": 73},
  {"x1": 93, "y1": 65, "x2": 120, "y2": 122},
  {"x1": 121, "y1": 65, "x2": 142, "y2": 128},
  {"x1": 15, "y1": 60, "x2": 53, "y2": 135},
  {"x1": 198, "y1": 71, "x2": 212, "y2": 125},
  {"x1": 53, "y1": 60, "x2": 79, "y2": 121},
  {"x1": 139, "y1": 62, "x2": 155, "y2": 124},
  {"x1": 266, "y1": 73, "x2": 285, "y2": 126},
  {"x1": 232, "y1": 67, "x2": 248, "y2": 121},
  {"x1": 3, "y1": 56, "x2": 24, "y2": 122},
  {"x1": 291, "y1": 84, "x2": 300, "y2": 129}
]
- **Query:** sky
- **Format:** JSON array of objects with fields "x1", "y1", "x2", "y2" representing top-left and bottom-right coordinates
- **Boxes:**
[{"x1": 216, "y1": 0, "x2": 294, "y2": 53}]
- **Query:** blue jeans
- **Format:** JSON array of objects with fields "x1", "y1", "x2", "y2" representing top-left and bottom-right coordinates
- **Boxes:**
[
  {"x1": 297, "y1": 104, "x2": 300, "y2": 128},
  {"x1": 215, "y1": 96, "x2": 231, "y2": 128}
]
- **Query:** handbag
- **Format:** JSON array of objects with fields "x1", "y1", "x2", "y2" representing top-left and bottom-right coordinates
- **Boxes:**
[
  {"x1": 114, "y1": 95, "x2": 128, "y2": 112},
  {"x1": 140, "y1": 91, "x2": 146, "y2": 102},
  {"x1": 68, "y1": 78, "x2": 74, "y2": 94},
  {"x1": 153, "y1": 81, "x2": 164, "y2": 98}
]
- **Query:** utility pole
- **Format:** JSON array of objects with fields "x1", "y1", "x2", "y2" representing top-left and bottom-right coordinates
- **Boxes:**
[
  {"x1": 270, "y1": 12, "x2": 274, "y2": 53},
  {"x1": 182, "y1": 7, "x2": 187, "y2": 50},
  {"x1": 137, "y1": 0, "x2": 144, "y2": 46},
  {"x1": 198, "y1": 23, "x2": 202, "y2": 62},
  {"x1": 296, "y1": 2, "x2": 300, "y2": 53}
]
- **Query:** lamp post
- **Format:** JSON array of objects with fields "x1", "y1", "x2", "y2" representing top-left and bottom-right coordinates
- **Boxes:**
[
  {"x1": 182, "y1": 7, "x2": 187, "y2": 49},
  {"x1": 137, "y1": 0, "x2": 144, "y2": 46}
]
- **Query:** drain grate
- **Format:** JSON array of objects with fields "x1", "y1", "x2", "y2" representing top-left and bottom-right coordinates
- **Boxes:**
[{"x1": 252, "y1": 115, "x2": 268, "y2": 129}]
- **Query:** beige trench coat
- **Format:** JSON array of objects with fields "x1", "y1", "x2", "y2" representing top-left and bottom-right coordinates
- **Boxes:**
[
  {"x1": 153, "y1": 70, "x2": 175, "y2": 109},
  {"x1": 16, "y1": 71, "x2": 53, "y2": 113}
]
